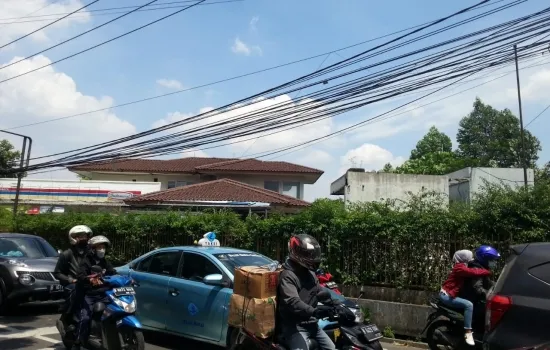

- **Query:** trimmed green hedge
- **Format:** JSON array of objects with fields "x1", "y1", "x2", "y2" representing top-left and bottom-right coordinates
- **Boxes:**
[{"x1": 2, "y1": 181, "x2": 549, "y2": 290}]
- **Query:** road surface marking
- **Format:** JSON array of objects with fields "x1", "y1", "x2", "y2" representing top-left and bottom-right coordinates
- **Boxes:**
[
  {"x1": 35, "y1": 334, "x2": 61, "y2": 344},
  {"x1": 0, "y1": 325, "x2": 58, "y2": 338}
]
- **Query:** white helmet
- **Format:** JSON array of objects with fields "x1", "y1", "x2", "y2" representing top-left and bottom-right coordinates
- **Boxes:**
[
  {"x1": 88, "y1": 235, "x2": 111, "y2": 248},
  {"x1": 69, "y1": 225, "x2": 93, "y2": 245}
]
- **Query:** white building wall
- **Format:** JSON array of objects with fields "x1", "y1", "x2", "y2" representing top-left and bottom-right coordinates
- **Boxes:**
[
  {"x1": 342, "y1": 172, "x2": 449, "y2": 206},
  {"x1": 87, "y1": 172, "x2": 308, "y2": 199},
  {"x1": 447, "y1": 167, "x2": 534, "y2": 202}
]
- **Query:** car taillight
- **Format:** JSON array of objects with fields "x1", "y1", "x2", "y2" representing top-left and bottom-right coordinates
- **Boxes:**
[{"x1": 485, "y1": 293, "x2": 512, "y2": 332}]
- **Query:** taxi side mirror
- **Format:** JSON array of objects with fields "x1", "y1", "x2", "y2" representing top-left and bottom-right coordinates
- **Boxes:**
[{"x1": 203, "y1": 273, "x2": 226, "y2": 287}]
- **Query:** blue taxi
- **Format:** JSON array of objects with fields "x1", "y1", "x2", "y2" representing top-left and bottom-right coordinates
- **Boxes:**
[{"x1": 115, "y1": 243, "x2": 276, "y2": 347}]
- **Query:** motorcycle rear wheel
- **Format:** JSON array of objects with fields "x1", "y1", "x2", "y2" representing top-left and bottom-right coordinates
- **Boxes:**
[{"x1": 426, "y1": 319, "x2": 458, "y2": 350}]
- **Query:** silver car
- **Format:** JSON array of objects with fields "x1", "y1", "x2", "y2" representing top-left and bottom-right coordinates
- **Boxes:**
[{"x1": 0, "y1": 233, "x2": 64, "y2": 310}]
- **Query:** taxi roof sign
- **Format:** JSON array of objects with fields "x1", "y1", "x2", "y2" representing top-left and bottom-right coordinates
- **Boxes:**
[{"x1": 196, "y1": 231, "x2": 221, "y2": 247}]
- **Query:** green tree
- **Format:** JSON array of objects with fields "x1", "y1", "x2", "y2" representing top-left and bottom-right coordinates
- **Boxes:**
[
  {"x1": 535, "y1": 161, "x2": 550, "y2": 183},
  {"x1": 381, "y1": 163, "x2": 394, "y2": 173},
  {"x1": 395, "y1": 151, "x2": 467, "y2": 175},
  {"x1": 410, "y1": 126, "x2": 453, "y2": 160},
  {"x1": 0, "y1": 139, "x2": 21, "y2": 178},
  {"x1": 456, "y1": 98, "x2": 541, "y2": 168}
]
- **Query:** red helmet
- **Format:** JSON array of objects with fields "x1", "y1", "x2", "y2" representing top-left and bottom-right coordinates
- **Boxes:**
[{"x1": 288, "y1": 234, "x2": 322, "y2": 271}]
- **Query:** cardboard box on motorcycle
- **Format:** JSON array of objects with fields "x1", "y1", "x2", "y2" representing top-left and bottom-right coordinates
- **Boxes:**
[
  {"x1": 228, "y1": 294, "x2": 277, "y2": 339},
  {"x1": 229, "y1": 266, "x2": 281, "y2": 339},
  {"x1": 233, "y1": 265, "x2": 281, "y2": 299}
]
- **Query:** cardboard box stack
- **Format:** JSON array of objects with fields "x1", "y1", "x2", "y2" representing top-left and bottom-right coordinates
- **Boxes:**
[{"x1": 228, "y1": 266, "x2": 281, "y2": 339}]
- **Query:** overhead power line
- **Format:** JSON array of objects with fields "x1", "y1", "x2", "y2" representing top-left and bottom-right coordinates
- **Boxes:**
[
  {"x1": 3, "y1": 0, "x2": 518, "y2": 131},
  {"x1": 525, "y1": 102, "x2": 550, "y2": 127},
  {"x1": 25, "y1": 56, "x2": 550, "y2": 177},
  {"x1": 0, "y1": 0, "x2": 243, "y2": 25},
  {"x1": 0, "y1": 0, "x2": 60, "y2": 29},
  {"x1": 0, "y1": 0, "x2": 97, "y2": 50},
  {"x1": 0, "y1": 0, "x2": 160, "y2": 71},
  {"x1": 0, "y1": 0, "x2": 207, "y2": 85},
  {"x1": 21, "y1": 2, "x2": 548, "y2": 169},
  {"x1": 10, "y1": 0, "x2": 550, "y2": 174}
]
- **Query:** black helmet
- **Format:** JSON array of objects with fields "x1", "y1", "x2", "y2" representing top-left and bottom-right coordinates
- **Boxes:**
[{"x1": 288, "y1": 234, "x2": 322, "y2": 271}]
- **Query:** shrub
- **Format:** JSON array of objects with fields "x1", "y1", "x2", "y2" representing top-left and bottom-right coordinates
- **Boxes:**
[{"x1": 2, "y1": 182, "x2": 548, "y2": 289}]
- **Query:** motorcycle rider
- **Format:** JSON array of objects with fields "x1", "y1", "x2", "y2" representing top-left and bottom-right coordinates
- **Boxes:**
[
  {"x1": 74, "y1": 235, "x2": 117, "y2": 350},
  {"x1": 54, "y1": 225, "x2": 93, "y2": 324},
  {"x1": 277, "y1": 234, "x2": 336, "y2": 350},
  {"x1": 459, "y1": 245, "x2": 501, "y2": 327},
  {"x1": 439, "y1": 249, "x2": 491, "y2": 346}
]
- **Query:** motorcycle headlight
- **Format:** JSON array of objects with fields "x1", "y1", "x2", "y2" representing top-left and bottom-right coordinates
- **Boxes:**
[
  {"x1": 111, "y1": 297, "x2": 137, "y2": 313},
  {"x1": 349, "y1": 307, "x2": 364, "y2": 324}
]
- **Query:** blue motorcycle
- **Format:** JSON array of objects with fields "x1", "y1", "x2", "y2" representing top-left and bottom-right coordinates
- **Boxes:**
[{"x1": 56, "y1": 269, "x2": 144, "y2": 350}]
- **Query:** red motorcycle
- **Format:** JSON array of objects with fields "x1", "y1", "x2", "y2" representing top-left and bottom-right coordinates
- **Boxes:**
[{"x1": 316, "y1": 268, "x2": 342, "y2": 295}]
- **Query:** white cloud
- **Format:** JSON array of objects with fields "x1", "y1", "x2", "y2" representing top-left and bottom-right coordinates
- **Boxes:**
[
  {"x1": 0, "y1": 0, "x2": 91, "y2": 46},
  {"x1": 0, "y1": 55, "x2": 136, "y2": 172},
  {"x1": 339, "y1": 144, "x2": 405, "y2": 175},
  {"x1": 249, "y1": 16, "x2": 259, "y2": 31},
  {"x1": 156, "y1": 79, "x2": 183, "y2": 90},
  {"x1": 231, "y1": 37, "x2": 262, "y2": 56}
]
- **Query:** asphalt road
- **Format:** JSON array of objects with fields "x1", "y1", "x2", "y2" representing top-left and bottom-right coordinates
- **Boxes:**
[{"x1": 0, "y1": 303, "x2": 409, "y2": 350}]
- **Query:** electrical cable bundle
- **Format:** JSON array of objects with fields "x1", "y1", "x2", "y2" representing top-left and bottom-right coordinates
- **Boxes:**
[{"x1": 9, "y1": 0, "x2": 550, "y2": 174}]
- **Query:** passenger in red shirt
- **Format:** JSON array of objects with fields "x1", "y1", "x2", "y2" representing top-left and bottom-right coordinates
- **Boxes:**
[{"x1": 439, "y1": 250, "x2": 491, "y2": 346}]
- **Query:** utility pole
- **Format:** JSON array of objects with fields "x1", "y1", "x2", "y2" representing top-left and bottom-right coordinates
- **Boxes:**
[
  {"x1": 0, "y1": 130, "x2": 32, "y2": 217},
  {"x1": 513, "y1": 44, "x2": 529, "y2": 188}
]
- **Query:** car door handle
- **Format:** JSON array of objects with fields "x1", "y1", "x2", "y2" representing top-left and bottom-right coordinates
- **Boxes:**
[{"x1": 168, "y1": 288, "x2": 179, "y2": 297}]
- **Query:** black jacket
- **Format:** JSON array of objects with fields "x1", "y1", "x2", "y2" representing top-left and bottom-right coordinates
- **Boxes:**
[
  {"x1": 76, "y1": 252, "x2": 117, "y2": 295},
  {"x1": 276, "y1": 259, "x2": 321, "y2": 326},
  {"x1": 54, "y1": 246, "x2": 89, "y2": 286},
  {"x1": 459, "y1": 259, "x2": 494, "y2": 303}
]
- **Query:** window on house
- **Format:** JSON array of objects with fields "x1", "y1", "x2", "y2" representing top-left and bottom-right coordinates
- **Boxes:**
[
  {"x1": 167, "y1": 181, "x2": 187, "y2": 189},
  {"x1": 264, "y1": 181, "x2": 279, "y2": 193},
  {"x1": 282, "y1": 182, "x2": 300, "y2": 198}
]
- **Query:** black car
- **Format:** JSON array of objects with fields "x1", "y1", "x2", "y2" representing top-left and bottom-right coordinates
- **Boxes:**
[
  {"x1": 0, "y1": 233, "x2": 64, "y2": 310},
  {"x1": 484, "y1": 242, "x2": 550, "y2": 349}
]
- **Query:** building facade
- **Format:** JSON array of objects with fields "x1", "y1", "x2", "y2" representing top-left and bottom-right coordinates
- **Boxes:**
[
  {"x1": 448, "y1": 167, "x2": 535, "y2": 203},
  {"x1": 331, "y1": 169, "x2": 449, "y2": 207}
]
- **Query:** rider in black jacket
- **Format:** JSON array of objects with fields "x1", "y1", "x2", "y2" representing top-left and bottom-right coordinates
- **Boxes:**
[
  {"x1": 73, "y1": 235, "x2": 116, "y2": 350},
  {"x1": 459, "y1": 245, "x2": 500, "y2": 331},
  {"x1": 53, "y1": 225, "x2": 93, "y2": 323},
  {"x1": 277, "y1": 234, "x2": 335, "y2": 350}
]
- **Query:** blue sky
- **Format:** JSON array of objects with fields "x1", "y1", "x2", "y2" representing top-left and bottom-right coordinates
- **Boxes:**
[{"x1": 0, "y1": 0, "x2": 549, "y2": 200}]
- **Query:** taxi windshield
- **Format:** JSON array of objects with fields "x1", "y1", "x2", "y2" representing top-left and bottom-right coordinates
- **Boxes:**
[{"x1": 213, "y1": 252, "x2": 274, "y2": 271}]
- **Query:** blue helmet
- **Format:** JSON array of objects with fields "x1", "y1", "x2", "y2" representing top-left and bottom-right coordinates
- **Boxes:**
[{"x1": 475, "y1": 245, "x2": 501, "y2": 266}]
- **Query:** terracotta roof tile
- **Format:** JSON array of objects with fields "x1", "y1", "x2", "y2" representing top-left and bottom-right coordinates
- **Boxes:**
[
  {"x1": 124, "y1": 178, "x2": 310, "y2": 207},
  {"x1": 68, "y1": 157, "x2": 323, "y2": 175},
  {"x1": 195, "y1": 158, "x2": 322, "y2": 174}
]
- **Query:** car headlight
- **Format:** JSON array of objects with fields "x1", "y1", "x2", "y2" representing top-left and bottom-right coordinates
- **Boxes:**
[
  {"x1": 18, "y1": 273, "x2": 35, "y2": 285},
  {"x1": 111, "y1": 296, "x2": 136, "y2": 313},
  {"x1": 349, "y1": 307, "x2": 364, "y2": 324},
  {"x1": 8, "y1": 260, "x2": 28, "y2": 268}
]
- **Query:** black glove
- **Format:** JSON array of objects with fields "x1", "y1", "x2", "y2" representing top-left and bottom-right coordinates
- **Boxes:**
[{"x1": 313, "y1": 305, "x2": 333, "y2": 319}]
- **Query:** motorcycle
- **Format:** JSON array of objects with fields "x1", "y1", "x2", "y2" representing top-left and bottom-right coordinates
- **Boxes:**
[
  {"x1": 421, "y1": 295, "x2": 485, "y2": 350},
  {"x1": 230, "y1": 289, "x2": 383, "y2": 350},
  {"x1": 316, "y1": 268, "x2": 342, "y2": 295},
  {"x1": 56, "y1": 266, "x2": 145, "y2": 350}
]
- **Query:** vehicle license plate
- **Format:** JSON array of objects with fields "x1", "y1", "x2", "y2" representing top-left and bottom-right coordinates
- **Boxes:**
[
  {"x1": 360, "y1": 324, "x2": 383, "y2": 341},
  {"x1": 113, "y1": 287, "x2": 136, "y2": 296},
  {"x1": 49, "y1": 284, "x2": 63, "y2": 292}
]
